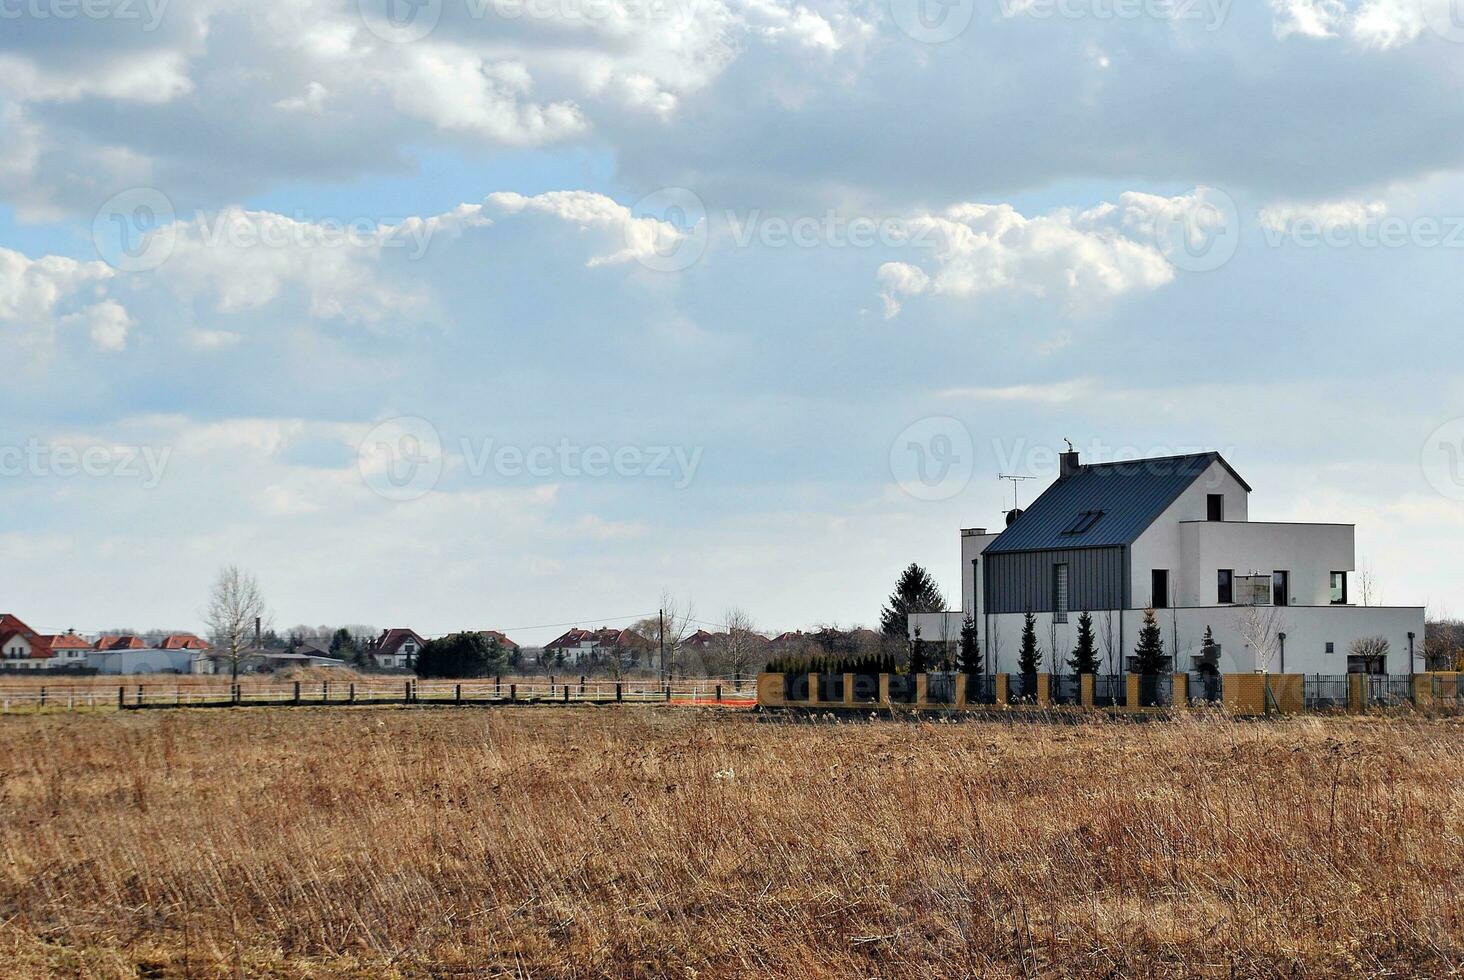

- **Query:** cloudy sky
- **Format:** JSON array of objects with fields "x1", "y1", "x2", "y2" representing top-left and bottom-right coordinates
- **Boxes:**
[{"x1": 2, "y1": 0, "x2": 1463, "y2": 642}]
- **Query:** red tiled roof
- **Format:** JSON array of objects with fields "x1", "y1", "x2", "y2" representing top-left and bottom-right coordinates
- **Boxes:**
[
  {"x1": 373, "y1": 628, "x2": 426, "y2": 657},
  {"x1": 477, "y1": 630, "x2": 519, "y2": 650},
  {"x1": 159, "y1": 633, "x2": 210, "y2": 650},
  {"x1": 545, "y1": 627, "x2": 650, "y2": 651},
  {"x1": 37, "y1": 633, "x2": 91, "y2": 653},
  {"x1": 0, "y1": 614, "x2": 36, "y2": 638},
  {"x1": 93, "y1": 635, "x2": 147, "y2": 651}
]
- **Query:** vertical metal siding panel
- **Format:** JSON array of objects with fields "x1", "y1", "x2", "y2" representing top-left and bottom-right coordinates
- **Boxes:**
[{"x1": 987, "y1": 546, "x2": 1124, "y2": 614}]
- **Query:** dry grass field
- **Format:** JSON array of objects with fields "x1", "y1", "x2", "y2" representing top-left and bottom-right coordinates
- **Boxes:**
[{"x1": 2, "y1": 707, "x2": 1462, "y2": 978}]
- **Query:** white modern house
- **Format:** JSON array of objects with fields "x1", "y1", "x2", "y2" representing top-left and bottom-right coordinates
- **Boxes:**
[{"x1": 910, "y1": 450, "x2": 1425, "y2": 676}]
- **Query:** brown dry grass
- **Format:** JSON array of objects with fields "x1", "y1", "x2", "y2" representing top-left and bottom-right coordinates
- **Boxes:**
[{"x1": 2, "y1": 708, "x2": 1462, "y2": 978}]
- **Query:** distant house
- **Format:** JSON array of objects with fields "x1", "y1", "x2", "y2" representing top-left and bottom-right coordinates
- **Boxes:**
[
  {"x1": 158, "y1": 633, "x2": 210, "y2": 651},
  {"x1": 1, "y1": 618, "x2": 47, "y2": 669},
  {"x1": 477, "y1": 630, "x2": 520, "y2": 653},
  {"x1": 94, "y1": 635, "x2": 147, "y2": 651},
  {"x1": 0, "y1": 616, "x2": 94, "y2": 670},
  {"x1": 294, "y1": 638, "x2": 335, "y2": 658},
  {"x1": 38, "y1": 631, "x2": 93, "y2": 668},
  {"x1": 368, "y1": 628, "x2": 426, "y2": 670},
  {"x1": 543, "y1": 627, "x2": 651, "y2": 665},
  {"x1": 909, "y1": 449, "x2": 1426, "y2": 676}
]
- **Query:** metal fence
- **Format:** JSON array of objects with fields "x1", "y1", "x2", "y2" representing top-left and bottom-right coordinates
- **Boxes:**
[
  {"x1": 926, "y1": 672, "x2": 958, "y2": 705},
  {"x1": 1135, "y1": 675, "x2": 1171, "y2": 708},
  {"x1": 1188, "y1": 672, "x2": 1223, "y2": 705},
  {"x1": 1051, "y1": 674, "x2": 1082, "y2": 706},
  {"x1": 1367, "y1": 674, "x2": 1413, "y2": 706},
  {"x1": 967, "y1": 674, "x2": 997, "y2": 705},
  {"x1": 1009, "y1": 673, "x2": 1038, "y2": 704},
  {"x1": 1304, "y1": 674, "x2": 1349, "y2": 710},
  {"x1": 1093, "y1": 674, "x2": 1126, "y2": 707}
]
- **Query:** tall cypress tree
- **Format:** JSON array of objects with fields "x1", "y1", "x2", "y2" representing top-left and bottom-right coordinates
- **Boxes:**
[
  {"x1": 1067, "y1": 611, "x2": 1100, "y2": 674},
  {"x1": 1133, "y1": 608, "x2": 1167, "y2": 675},
  {"x1": 958, "y1": 614, "x2": 982, "y2": 675},
  {"x1": 1018, "y1": 611, "x2": 1040, "y2": 675}
]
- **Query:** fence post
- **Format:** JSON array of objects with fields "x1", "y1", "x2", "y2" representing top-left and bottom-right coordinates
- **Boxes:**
[
  {"x1": 404, "y1": 681, "x2": 412, "y2": 705},
  {"x1": 496, "y1": 675, "x2": 502, "y2": 697},
  {"x1": 665, "y1": 684, "x2": 671, "y2": 702},
  {"x1": 563, "y1": 684, "x2": 569, "y2": 703},
  {"x1": 716, "y1": 685, "x2": 722, "y2": 703},
  {"x1": 510, "y1": 683, "x2": 517, "y2": 703},
  {"x1": 118, "y1": 686, "x2": 125, "y2": 709},
  {"x1": 293, "y1": 681, "x2": 301, "y2": 704},
  {"x1": 580, "y1": 675, "x2": 586, "y2": 695},
  {"x1": 323, "y1": 682, "x2": 329, "y2": 702},
  {"x1": 995, "y1": 674, "x2": 1010, "y2": 706},
  {"x1": 455, "y1": 683, "x2": 462, "y2": 705},
  {"x1": 38, "y1": 686, "x2": 45, "y2": 708},
  {"x1": 616, "y1": 682, "x2": 623, "y2": 702},
  {"x1": 136, "y1": 685, "x2": 144, "y2": 707}
]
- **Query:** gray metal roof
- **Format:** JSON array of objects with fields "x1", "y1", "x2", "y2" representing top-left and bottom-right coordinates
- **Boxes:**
[{"x1": 983, "y1": 452, "x2": 1247, "y2": 554}]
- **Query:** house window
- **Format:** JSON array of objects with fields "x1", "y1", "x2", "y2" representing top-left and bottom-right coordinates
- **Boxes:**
[
  {"x1": 1217, "y1": 569, "x2": 1233, "y2": 605},
  {"x1": 1053, "y1": 563, "x2": 1069, "y2": 623},
  {"x1": 1152, "y1": 569, "x2": 1169, "y2": 609},
  {"x1": 1272, "y1": 570, "x2": 1289, "y2": 607},
  {"x1": 1207, "y1": 494, "x2": 1224, "y2": 521},
  {"x1": 1060, "y1": 511, "x2": 1104, "y2": 535},
  {"x1": 1330, "y1": 571, "x2": 1347, "y2": 605},
  {"x1": 1325, "y1": 642, "x2": 1335, "y2": 654}
]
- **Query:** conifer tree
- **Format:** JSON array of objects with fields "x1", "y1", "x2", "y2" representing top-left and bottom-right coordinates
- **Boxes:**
[
  {"x1": 1018, "y1": 611, "x2": 1040, "y2": 675},
  {"x1": 1067, "y1": 611, "x2": 1100, "y2": 674},
  {"x1": 958, "y1": 613, "x2": 982, "y2": 675},
  {"x1": 1133, "y1": 607, "x2": 1167, "y2": 674}
]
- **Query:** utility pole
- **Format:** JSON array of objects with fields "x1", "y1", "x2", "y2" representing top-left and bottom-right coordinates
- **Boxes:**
[{"x1": 659, "y1": 608, "x2": 666, "y2": 683}]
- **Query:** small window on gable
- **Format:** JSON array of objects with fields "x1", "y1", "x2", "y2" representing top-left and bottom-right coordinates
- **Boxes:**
[
  {"x1": 1061, "y1": 510, "x2": 1104, "y2": 535},
  {"x1": 1207, "y1": 494, "x2": 1224, "y2": 521}
]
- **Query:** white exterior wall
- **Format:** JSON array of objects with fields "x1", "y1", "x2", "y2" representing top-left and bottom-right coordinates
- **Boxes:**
[
  {"x1": 980, "y1": 605, "x2": 1424, "y2": 676},
  {"x1": 1178, "y1": 521, "x2": 1353, "y2": 607},
  {"x1": 961, "y1": 530, "x2": 1001, "y2": 619},
  {"x1": 1129, "y1": 459, "x2": 1250, "y2": 607},
  {"x1": 88, "y1": 649, "x2": 205, "y2": 675}
]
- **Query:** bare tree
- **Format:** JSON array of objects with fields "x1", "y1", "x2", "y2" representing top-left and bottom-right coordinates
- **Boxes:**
[
  {"x1": 1357, "y1": 557, "x2": 1379, "y2": 607},
  {"x1": 1099, "y1": 608, "x2": 1117, "y2": 675},
  {"x1": 205, "y1": 565, "x2": 268, "y2": 683},
  {"x1": 719, "y1": 607, "x2": 764, "y2": 683},
  {"x1": 1238, "y1": 603, "x2": 1287, "y2": 674},
  {"x1": 987, "y1": 617, "x2": 1003, "y2": 674},
  {"x1": 633, "y1": 591, "x2": 696, "y2": 680},
  {"x1": 1349, "y1": 635, "x2": 1390, "y2": 674}
]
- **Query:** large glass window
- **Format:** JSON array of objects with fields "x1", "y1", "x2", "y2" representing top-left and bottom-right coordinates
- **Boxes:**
[
  {"x1": 1206, "y1": 494, "x2": 1224, "y2": 521},
  {"x1": 1053, "y1": 563, "x2": 1069, "y2": 623},
  {"x1": 1217, "y1": 569, "x2": 1233, "y2": 604},
  {"x1": 1273, "y1": 570, "x2": 1289, "y2": 607},
  {"x1": 1330, "y1": 571, "x2": 1347, "y2": 604},
  {"x1": 1152, "y1": 569, "x2": 1169, "y2": 609}
]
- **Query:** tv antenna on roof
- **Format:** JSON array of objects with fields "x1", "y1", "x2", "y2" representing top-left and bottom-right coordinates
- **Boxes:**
[{"x1": 997, "y1": 473, "x2": 1037, "y2": 510}]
